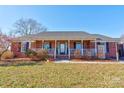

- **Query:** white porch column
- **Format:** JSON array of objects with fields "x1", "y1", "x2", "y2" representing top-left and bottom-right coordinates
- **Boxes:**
[
  {"x1": 81, "y1": 40, "x2": 83, "y2": 56},
  {"x1": 42, "y1": 40, "x2": 44, "y2": 49},
  {"x1": 30, "y1": 41, "x2": 35, "y2": 51},
  {"x1": 95, "y1": 40, "x2": 97, "y2": 57},
  {"x1": 54, "y1": 40, "x2": 56, "y2": 59},
  {"x1": 21, "y1": 41, "x2": 26, "y2": 52},
  {"x1": 21, "y1": 42, "x2": 23, "y2": 52},
  {"x1": 28, "y1": 42, "x2": 31, "y2": 49},
  {"x1": 68, "y1": 40, "x2": 70, "y2": 59},
  {"x1": 116, "y1": 42, "x2": 119, "y2": 61},
  {"x1": 104, "y1": 42, "x2": 106, "y2": 59},
  {"x1": 29, "y1": 41, "x2": 34, "y2": 49}
]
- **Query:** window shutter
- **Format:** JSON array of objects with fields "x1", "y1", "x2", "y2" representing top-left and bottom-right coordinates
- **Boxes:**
[
  {"x1": 26, "y1": 42, "x2": 29, "y2": 51},
  {"x1": 19, "y1": 42, "x2": 21, "y2": 52},
  {"x1": 50, "y1": 42, "x2": 52, "y2": 49},
  {"x1": 106, "y1": 42, "x2": 109, "y2": 53}
]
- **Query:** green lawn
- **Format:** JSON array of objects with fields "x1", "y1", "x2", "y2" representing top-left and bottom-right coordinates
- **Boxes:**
[{"x1": 0, "y1": 62, "x2": 124, "y2": 88}]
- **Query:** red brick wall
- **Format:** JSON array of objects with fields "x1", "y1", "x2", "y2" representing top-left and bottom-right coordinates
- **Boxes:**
[
  {"x1": 83, "y1": 40, "x2": 95, "y2": 48},
  {"x1": 11, "y1": 42, "x2": 21, "y2": 52},
  {"x1": 11, "y1": 42, "x2": 26, "y2": 58},
  {"x1": 70, "y1": 40, "x2": 74, "y2": 48},
  {"x1": 35, "y1": 40, "x2": 55, "y2": 49},
  {"x1": 36, "y1": 40, "x2": 42, "y2": 48},
  {"x1": 51, "y1": 41, "x2": 55, "y2": 48},
  {"x1": 70, "y1": 40, "x2": 81, "y2": 48},
  {"x1": 31, "y1": 42, "x2": 36, "y2": 49},
  {"x1": 106, "y1": 42, "x2": 116, "y2": 58},
  {"x1": 44, "y1": 40, "x2": 55, "y2": 48},
  {"x1": 90, "y1": 41, "x2": 95, "y2": 48}
]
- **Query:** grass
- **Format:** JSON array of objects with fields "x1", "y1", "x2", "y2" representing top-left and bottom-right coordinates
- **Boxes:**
[{"x1": 0, "y1": 62, "x2": 124, "y2": 88}]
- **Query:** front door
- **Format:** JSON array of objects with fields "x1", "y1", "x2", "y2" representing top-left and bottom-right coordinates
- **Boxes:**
[
  {"x1": 57, "y1": 42, "x2": 67, "y2": 55},
  {"x1": 60, "y1": 43, "x2": 65, "y2": 54},
  {"x1": 97, "y1": 44, "x2": 105, "y2": 59}
]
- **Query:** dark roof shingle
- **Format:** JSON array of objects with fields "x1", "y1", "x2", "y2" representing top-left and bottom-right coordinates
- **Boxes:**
[{"x1": 13, "y1": 31, "x2": 120, "y2": 42}]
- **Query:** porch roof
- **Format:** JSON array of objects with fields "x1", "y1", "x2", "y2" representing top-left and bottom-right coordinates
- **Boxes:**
[{"x1": 13, "y1": 31, "x2": 120, "y2": 42}]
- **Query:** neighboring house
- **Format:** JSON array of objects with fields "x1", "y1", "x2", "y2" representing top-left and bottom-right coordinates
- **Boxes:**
[{"x1": 11, "y1": 31, "x2": 120, "y2": 60}]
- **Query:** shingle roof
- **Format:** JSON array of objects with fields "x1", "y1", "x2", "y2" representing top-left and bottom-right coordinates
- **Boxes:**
[
  {"x1": 93, "y1": 34, "x2": 120, "y2": 42},
  {"x1": 13, "y1": 31, "x2": 120, "y2": 42}
]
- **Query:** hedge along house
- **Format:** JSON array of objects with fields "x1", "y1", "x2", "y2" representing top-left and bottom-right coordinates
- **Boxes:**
[{"x1": 11, "y1": 31, "x2": 120, "y2": 61}]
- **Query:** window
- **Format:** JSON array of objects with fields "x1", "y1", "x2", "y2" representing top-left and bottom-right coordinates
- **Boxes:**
[
  {"x1": 75, "y1": 42, "x2": 81, "y2": 49},
  {"x1": 106, "y1": 42, "x2": 109, "y2": 53},
  {"x1": 44, "y1": 42, "x2": 51, "y2": 49},
  {"x1": 21, "y1": 42, "x2": 29, "y2": 52},
  {"x1": 97, "y1": 42, "x2": 104, "y2": 45}
]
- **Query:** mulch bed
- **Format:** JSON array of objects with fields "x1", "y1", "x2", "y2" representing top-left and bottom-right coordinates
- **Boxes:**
[
  {"x1": 0, "y1": 58, "x2": 46, "y2": 66},
  {"x1": 1, "y1": 58, "x2": 32, "y2": 62}
]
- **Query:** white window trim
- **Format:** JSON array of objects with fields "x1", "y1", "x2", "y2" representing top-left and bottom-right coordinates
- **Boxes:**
[{"x1": 29, "y1": 42, "x2": 31, "y2": 49}]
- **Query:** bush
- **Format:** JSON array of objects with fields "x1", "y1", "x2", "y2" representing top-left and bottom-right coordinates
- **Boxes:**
[
  {"x1": 36, "y1": 49, "x2": 49, "y2": 61},
  {"x1": 35, "y1": 49, "x2": 49, "y2": 61},
  {"x1": 14, "y1": 52, "x2": 27, "y2": 58},
  {"x1": 25, "y1": 49, "x2": 49, "y2": 61},
  {"x1": 1, "y1": 51, "x2": 14, "y2": 59},
  {"x1": 25, "y1": 49, "x2": 37, "y2": 57}
]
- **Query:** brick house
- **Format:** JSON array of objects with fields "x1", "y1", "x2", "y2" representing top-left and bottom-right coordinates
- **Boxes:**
[{"x1": 11, "y1": 31, "x2": 120, "y2": 60}]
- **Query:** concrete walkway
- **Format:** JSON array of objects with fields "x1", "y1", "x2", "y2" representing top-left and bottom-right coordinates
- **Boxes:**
[
  {"x1": 54, "y1": 60, "x2": 124, "y2": 64},
  {"x1": 55, "y1": 60, "x2": 71, "y2": 63}
]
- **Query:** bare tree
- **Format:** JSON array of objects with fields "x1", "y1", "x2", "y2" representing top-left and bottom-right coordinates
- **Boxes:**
[
  {"x1": 11, "y1": 18, "x2": 47, "y2": 36},
  {"x1": 0, "y1": 29, "x2": 12, "y2": 60}
]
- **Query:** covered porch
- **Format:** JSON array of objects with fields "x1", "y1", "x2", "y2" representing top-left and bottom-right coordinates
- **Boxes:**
[
  {"x1": 11, "y1": 39, "x2": 118, "y2": 60},
  {"x1": 28, "y1": 39, "x2": 106, "y2": 60}
]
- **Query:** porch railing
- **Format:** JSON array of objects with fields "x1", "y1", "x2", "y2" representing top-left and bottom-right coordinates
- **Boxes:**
[
  {"x1": 83, "y1": 48, "x2": 96, "y2": 57},
  {"x1": 70, "y1": 48, "x2": 96, "y2": 57},
  {"x1": 31, "y1": 48, "x2": 55, "y2": 56},
  {"x1": 31, "y1": 48, "x2": 96, "y2": 58},
  {"x1": 47, "y1": 49, "x2": 55, "y2": 56},
  {"x1": 70, "y1": 49, "x2": 82, "y2": 56}
]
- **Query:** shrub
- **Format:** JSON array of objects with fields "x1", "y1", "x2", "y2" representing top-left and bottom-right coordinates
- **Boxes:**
[
  {"x1": 36, "y1": 49, "x2": 49, "y2": 60},
  {"x1": 35, "y1": 49, "x2": 49, "y2": 61},
  {"x1": 25, "y1": 49, "x2": 37, "y2": 57},
  {"x1": 1, "y1": 51, "x2": 14, "y2": 59},
  {"x1": 14, "y1": 52, "x2": 27, "y2": 58}
]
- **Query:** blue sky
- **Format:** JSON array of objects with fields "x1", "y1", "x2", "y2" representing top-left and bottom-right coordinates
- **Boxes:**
[{"x1": 0, "y1": 5, "x2": 124, "y2": 37}]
